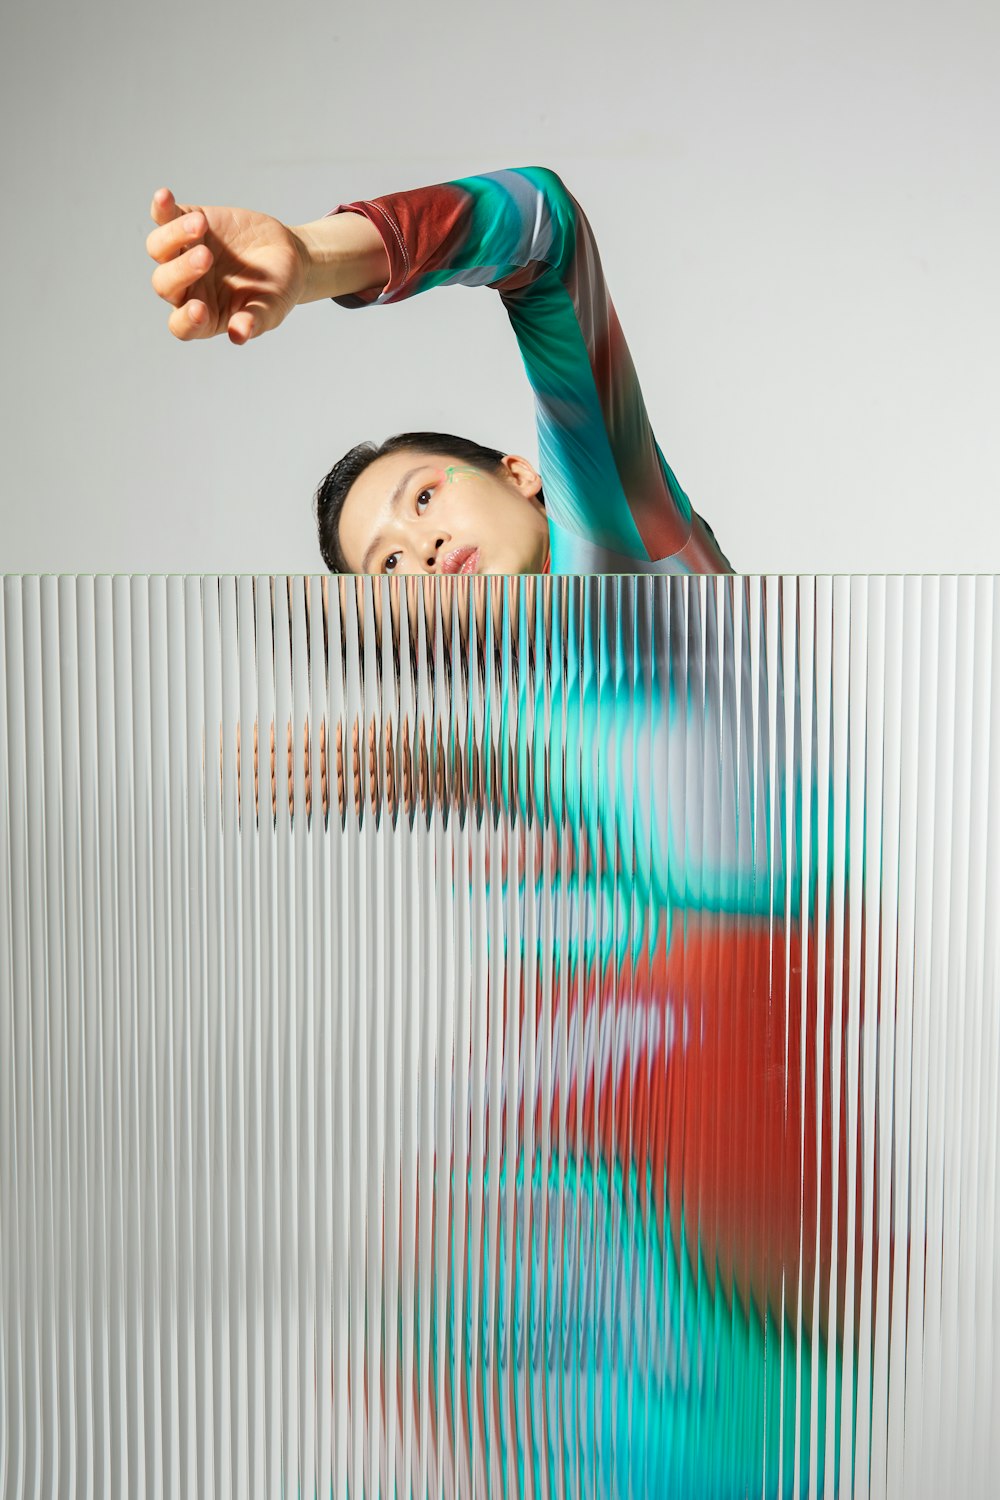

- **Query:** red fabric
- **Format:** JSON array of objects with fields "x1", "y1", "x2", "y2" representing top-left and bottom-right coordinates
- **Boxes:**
[{"x1": 330, "y1": 185, "x2": 470, "y2": 305}]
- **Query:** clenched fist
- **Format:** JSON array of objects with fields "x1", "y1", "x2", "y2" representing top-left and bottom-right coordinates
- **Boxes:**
[{"x1": 146, "y1": 187, "x2": 308, "y2": 345}]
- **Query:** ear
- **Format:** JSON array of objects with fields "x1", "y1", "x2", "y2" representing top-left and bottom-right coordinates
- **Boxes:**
[{"x1": 501, "y1": 453, "x2": 543, "y2": 501}]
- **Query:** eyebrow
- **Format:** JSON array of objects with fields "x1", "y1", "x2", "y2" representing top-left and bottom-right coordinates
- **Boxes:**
[{"x1": 359, "y1": 466, "x2": 432, "y2": 573}]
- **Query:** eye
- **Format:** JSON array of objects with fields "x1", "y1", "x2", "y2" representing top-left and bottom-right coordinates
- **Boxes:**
[{"x1": 381, "y1": 483, "x2": 434, "y2": 571}]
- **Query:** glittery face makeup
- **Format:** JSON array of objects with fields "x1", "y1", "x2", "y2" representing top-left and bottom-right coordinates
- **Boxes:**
[{"x1": 442, "y1": 465, "x2": 481, "y2": 483}]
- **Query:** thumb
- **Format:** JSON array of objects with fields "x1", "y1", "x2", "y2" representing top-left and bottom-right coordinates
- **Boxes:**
[
  {"x1": 227, "y1": 295, "x2": 285, "y2": 346},
  {"x1": 227, "y1": 309, "x2": 256, "y2": 345}
]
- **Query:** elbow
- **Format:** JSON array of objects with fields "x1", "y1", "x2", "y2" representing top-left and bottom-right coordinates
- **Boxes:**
[
  {"x1": 519, "y1": 165, "x2": 578, "y2": 223},
  {"x1": 522, "y1": 164, "x2": 568, "y2": 193}
]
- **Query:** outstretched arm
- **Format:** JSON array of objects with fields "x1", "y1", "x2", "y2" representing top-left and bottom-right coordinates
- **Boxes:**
[
  {"x1": 309, "y1": 165, "x2": 731, "y2": 572},
  {"x1": 146, "y1": 170, "x2": 730, "y2": 570}
]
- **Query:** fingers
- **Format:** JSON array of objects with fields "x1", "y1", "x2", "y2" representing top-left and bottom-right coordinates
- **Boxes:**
[
  {"x1": 166, "y1": 297, "x2": 214, "y2": 342},
  {"x1": 149, "y1": 187, "x2": 183, "y2": 226},
  {"x1": 151, "y1": 242, "x2": 213, "y2": 307},
  {"x1": 227, "y1": 309, "x2": 256, "y2": 345},
  {"x1": 146, "y1": 205, "x2": 207, "y2": 265},
  {"x1": 228, "y1": 296, "x2": 280, "y2": 345},
  {"x1": 148, "y1": 191, "x2": 216, "y2": 340}
]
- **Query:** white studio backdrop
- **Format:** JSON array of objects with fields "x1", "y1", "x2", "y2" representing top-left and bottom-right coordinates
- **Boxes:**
[{"x1": 0, "y1": 0, "x2": 998, "y2": 575}]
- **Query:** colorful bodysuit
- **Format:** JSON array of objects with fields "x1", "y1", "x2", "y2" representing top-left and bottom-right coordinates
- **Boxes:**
[
  {"x1": 325, "y1": 164, "x2": 731, "y2": 576},
  {"x1": 326, "y1": 171, "x2": 853, "y2": 1497}
]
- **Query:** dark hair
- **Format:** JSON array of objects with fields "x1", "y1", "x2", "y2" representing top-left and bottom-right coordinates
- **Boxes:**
[{"x1": 314, "y1": 430, "x2": 545, "y2": 573}]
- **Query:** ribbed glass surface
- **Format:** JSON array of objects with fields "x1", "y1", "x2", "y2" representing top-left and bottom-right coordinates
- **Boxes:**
[{"x1": 2, "y1": 574, "x2": 999, "y2": 1500}]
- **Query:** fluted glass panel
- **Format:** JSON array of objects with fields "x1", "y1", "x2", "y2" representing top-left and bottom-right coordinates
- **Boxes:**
[{"x1": 2, "y1": 574, "x2": 999, "y2": 1499}]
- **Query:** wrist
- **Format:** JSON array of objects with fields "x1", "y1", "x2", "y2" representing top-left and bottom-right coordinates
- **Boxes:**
[{"x1": 289, "y1": 212, "x2": 391, "y2": 304}]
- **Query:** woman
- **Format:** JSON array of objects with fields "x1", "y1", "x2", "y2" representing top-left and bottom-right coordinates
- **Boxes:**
[
  {"x1": 147, "y1": 171, "x2": 856, "y2": 1490},
  {"x1": 146, "y1": 165, "x2": 732, "y2": 579}
]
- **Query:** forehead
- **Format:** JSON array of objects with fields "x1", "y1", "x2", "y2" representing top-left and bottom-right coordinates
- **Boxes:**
[
  {"x1": 354, "y1": 449, "x2": 443, "y2": 498},
  {"x1": 342, "y1": 450, "x2": 436, "y2": 523}
]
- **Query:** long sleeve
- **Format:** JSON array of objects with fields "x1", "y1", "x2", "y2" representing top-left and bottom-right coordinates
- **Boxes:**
[{"x1": 325, "y1": 165, "x2": 732, "y2": 575}]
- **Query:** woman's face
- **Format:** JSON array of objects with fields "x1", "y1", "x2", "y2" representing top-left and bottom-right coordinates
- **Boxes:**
[{"x1": 335, "y1": 449, "x2": 550, "y2": 575}]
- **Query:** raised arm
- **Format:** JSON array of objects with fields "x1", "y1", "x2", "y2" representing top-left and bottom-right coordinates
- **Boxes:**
[
  {"x1": 305, "y1": 165, "x2": 731, "y2": 573},
  {"x1": 146, "y1": 170, "x2": 730, "y2": 571}
]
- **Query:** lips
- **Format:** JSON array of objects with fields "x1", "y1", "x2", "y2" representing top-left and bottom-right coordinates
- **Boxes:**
[{"x1": 441, "y1": 546, "x2": 479, "y2": 575}]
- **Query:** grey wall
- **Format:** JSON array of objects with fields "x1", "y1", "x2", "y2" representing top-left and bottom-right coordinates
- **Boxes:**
[{"x1": 2, "y1": 0, "x2": 998, "y2": 575}]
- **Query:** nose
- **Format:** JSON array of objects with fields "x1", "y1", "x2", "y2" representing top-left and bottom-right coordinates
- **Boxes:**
[{"x1": 424, "y1": 532, "x2": 446, "y2": 572}]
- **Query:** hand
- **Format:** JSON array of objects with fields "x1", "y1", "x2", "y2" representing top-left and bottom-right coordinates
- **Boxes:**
[{"x1": 146, "y1": 187, "x2": 308, "y2": 344}]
